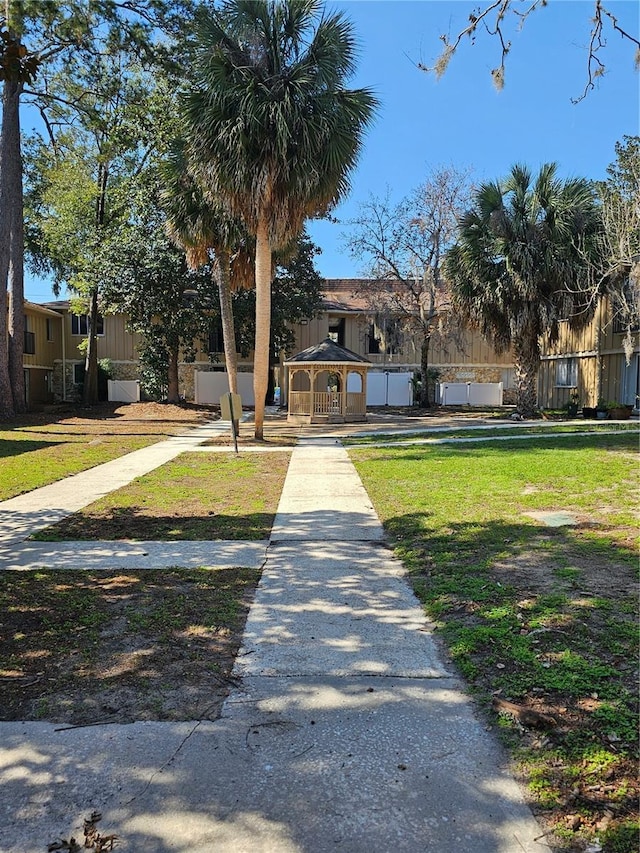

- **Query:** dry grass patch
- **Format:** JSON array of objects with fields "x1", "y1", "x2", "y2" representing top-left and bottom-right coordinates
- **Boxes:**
[{"x1": 0, "y1": 567, "x2": 259, "y2": 724}]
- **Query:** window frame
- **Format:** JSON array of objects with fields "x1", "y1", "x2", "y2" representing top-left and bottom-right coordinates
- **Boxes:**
[
  {"x1": 328, "y1": 317, "x2": 345, "y2": 347},
  {"x1": 71, "y1": 314, "x2": 104, "y2": 336},
  {"x1": 555, "y1": 357, "x2": 578, "y2": 388}
]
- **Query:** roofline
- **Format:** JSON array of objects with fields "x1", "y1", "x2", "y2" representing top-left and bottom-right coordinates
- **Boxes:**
[
  {"x1": 283, "y1": 360, "x2": 371, "y2": 368},
  {"x1": 24, "y1": 300, "x2": 66, "y2": 318}
]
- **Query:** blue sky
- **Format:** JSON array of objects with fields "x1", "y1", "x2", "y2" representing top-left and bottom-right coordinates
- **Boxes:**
[{"x1": 24, "y1": 0, "x2": 639, "y2": 301}]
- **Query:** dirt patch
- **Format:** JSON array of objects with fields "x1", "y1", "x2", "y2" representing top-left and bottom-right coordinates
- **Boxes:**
[
  {"x1": 21, "y1": 401, "x2": 218, "y2": 434},
  {"x1": 0, "y1": 568, "x2": 259, "y2": 725}
]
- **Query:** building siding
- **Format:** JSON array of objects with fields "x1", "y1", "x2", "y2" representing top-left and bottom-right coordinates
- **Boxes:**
[{"x1": 538, "y1": 297, "x2": 639, "y2": 408}]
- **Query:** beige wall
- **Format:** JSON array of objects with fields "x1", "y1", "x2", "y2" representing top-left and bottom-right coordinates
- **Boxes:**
[
  {"x1": 23, "y1": 305, "x2": 64, "y2": 408},
  {"x1": 538, "y1": 297, "x2": 640, "y2": 408},
  {"x1": 24, "y1": 306, "x2": 63, "y2": 369},
  {"x1": 61, "y1": 310, "x2": 140, "y2": 362}
]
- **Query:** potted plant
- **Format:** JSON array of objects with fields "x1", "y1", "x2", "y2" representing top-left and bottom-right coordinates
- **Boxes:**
[
  {"x1": 607, "y1": 401, "x2": 632, "y2": 420},
  {"x1": 565, "y1": 392, "x2": 580, "y2": 418},
  {"x1": 582, "y1": 404, "x2": 597, "y2": 419},
  {"x1": 596, "y1": 398, "x2": 609, "y2": 419}
]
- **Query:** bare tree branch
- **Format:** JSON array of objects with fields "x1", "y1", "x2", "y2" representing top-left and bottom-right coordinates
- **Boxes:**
[
  {"x1": 420, "y1": 0, "x2": 639, "y2": 100},
  {"x1": 342, "y1": 168, "x2": 473, "y2": 406}
]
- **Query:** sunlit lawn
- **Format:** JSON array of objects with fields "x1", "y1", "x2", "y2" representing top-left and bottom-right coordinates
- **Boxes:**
[
  {"x1": 343, "y1": 421, "x2": 639, "y2": 445},
  {"x1": 350, "y1": 432, "x2": 639, "y2": 852},
  {"x1": 0, "y1": 404, "x2": 209, "y2": 501},
  {"x1": 33, "y1": 452, "x2": 291, "y2": 541}
]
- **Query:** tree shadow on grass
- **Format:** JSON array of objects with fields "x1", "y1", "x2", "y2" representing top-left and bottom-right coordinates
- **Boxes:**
[
  {"x1": 383, "y1": 510, "x2": 637, "y2": 600},
  {"x1": 32, "y1": 507, "x2": 276, "y2": 541},
  {"x1": 0, "y1": 567, "x2": 259, "y2": 725},
  {"x1": 0, "y1": 438, "x2": 61, "y2": 459}
]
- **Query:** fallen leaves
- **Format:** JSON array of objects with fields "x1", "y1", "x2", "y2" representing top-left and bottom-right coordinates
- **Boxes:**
[{"x1": 48, "y1": 811, "x2": 118, "y2": 851}]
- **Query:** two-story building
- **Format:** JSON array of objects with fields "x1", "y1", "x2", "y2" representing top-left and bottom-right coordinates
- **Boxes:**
[
  {"x1": 26, "y1": 280, "x2": 517, "y2": 408},
  {"x1": 38, "y1": 301, "x2": 141, "y2": 403},
  {"x1": 22, "y1": 301, "x2": 64, "y2": 409}
]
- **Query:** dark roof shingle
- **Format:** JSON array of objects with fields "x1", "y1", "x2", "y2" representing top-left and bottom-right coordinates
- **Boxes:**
[{"x1": 286, "y1": 337, "x2": 371, "y2": 364}]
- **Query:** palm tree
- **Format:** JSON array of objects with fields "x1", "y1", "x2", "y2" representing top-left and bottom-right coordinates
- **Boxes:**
[
  {"x1": 445, "y1": 163, "x2": 603, "y2": 417},
  {"x1": 184, "y1": 0, "x2": 377, "y2": 438},
  {"x1": 161, "y1": 141, "x2": 253, "y2": 403}
]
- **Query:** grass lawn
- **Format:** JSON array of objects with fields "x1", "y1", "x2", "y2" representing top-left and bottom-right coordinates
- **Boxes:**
[
  {"x1": 343, "y1": 421, "x2": 639, "y2": 445},
  {"x1": 350, "y1": 432, "x2": 639, "y2": 853},
  {"x1": 33, "y1": 451, "x2": 291, "y2": 541},
  {"x1": 0, "y1": 402, "x2": 212, "y2": 501},
  {"x1": 0, "y1": 567, "x2": 259, "y2": 724}
]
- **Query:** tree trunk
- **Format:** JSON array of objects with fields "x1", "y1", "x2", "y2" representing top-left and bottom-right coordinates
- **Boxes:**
[
  {"x1": 216, "y1": 250, "x2": 240, "y2": 432},
  {"x1": 253, "y1": 217, "x2": 272, "y2": 440},
  {"x1": 83, "y1": 162, "x2": 108, "y2": 405},
  {"x1": 217, "y1": 250, "x2": 238, "y2": 394},
  {"x1": 8, "y1": 286, "x2": 25, "y2": 413},
  {"x1": 167, "y1": 342, "x2": 180, "y2": 403},
  {"x1": 419, "y1": 333, "x2": 431, "y2": 407},
  {"x1": 513, "y1": 335, "x2": 540, "y2": 418},
  {"x1": 594, "y1": 315, "x2": 603, "y2": 407},
  {"x1": 83, "y1": 285, "x2": 100, "y2": 405},
  {"x1": 8, "y1": 80, "x2": 26, "y2": 414},
  {"x1": 0, "y1": 285, "x2": 12, "y2": 419},
  {"x1": 0, "y1": 79, "x2": 21, "y2": 421}
]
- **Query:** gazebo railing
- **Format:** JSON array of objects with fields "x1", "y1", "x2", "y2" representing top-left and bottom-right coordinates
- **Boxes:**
[
  {"x1": 345, "y1": 392, "x2": 366, "y2": 414},
  {"x1": 289, "y1": 390, "x2": 311, "y2": 415},
  {"x1": 313, "y1": 392, "x2": 341, "y2": 414},
  {"x1": 289, "y1": 390, "x2": 366, "y2": 417}
]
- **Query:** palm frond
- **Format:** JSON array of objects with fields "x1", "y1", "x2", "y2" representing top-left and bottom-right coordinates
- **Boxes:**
[{"x1": 182, "y1": 0, "x2": 378, "y2": 247}]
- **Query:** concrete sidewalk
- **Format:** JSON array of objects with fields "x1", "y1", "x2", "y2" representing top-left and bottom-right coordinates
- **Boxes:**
[
  {"x1": 0, "y1": 420, "x2": 229, "y2": 546},
  {"x1": 0, "y1": 417, "x2": 271, "y2": 570},
  {"x1": 1, "y1": 435, "x2": 551, "y2": 852}
]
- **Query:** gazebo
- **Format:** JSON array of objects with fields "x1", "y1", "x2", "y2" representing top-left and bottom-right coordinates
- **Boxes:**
[{"x1": 284, "y1": 338, "x2": 371, "y2": 424}]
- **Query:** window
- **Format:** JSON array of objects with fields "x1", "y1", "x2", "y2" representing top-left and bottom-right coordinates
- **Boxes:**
[
  {"x1": 382, "y1": 317, "x2": 402, "y2": 354},
  {"x1": 328, "y1": 317, "x2": 345, "y2": 347},
  {"x1": 72, "y1": 314, "x2": 104, "y2": 335},
  {"x1": 208, "y1": 319, "x2": 224, "y2": 354},
  {"x1": 73, "y1": 363, "x2": 85, "y2": 385},
  {"x1": 46, "y1": 318, "x2": 54, "y2": 341},
  {"x1": 556, "y1": 357, "x2": 578, "y2": 387},
  {"x1": 24, "y1": 330, "x2": 36, "y2": 355},
  {"x1": 369, "y1": 315, "x2": 402, "y2": 355},
  {"x1": 367, "y1": 324, "x2": 381, "y2": 354}
]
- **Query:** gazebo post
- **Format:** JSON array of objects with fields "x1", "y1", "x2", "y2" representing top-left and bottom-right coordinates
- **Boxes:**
[{"x1": 341, "y1": 365, "x2": 348, "y2": 417}]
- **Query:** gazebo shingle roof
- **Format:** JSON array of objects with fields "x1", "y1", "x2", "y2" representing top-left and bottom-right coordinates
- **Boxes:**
[{"x1": 285, "y1": 338, "x2": 371, "y2": 365}]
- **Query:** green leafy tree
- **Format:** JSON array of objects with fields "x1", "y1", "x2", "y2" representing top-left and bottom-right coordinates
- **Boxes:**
[
  {"x1": 161, "y1": 140, "x2": 254, "y2": 401},
  {"x1": 99, "y1": 174, "x2": 217, "y2": 403},
  {"x1": 445, "y1": 163, "x2": 603, "y2": 417},
  {"x1": 595, "y1": 135, "x2": 640, "y2": 362},
  {"x1": 184, "y1": 0, "x2": 378, "y2": 438},
  {"x1": 0, "y1": 0, "x2": 193, "y2": 419},
  {"x1": 24, "y1": 45, "x2": 179, "y2": 404}
]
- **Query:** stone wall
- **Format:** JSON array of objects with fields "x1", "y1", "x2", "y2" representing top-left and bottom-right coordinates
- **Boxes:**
[{"x1": 52, "y1": 360, "x2": 140, "y2": 402}]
